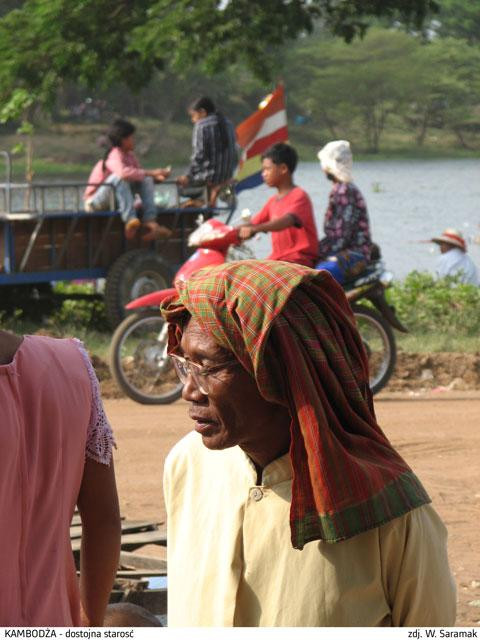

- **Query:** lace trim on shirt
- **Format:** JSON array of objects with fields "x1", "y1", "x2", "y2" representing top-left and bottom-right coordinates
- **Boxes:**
[{"x1": 74, "y1": 339, "x2": 116, "y2": 465}]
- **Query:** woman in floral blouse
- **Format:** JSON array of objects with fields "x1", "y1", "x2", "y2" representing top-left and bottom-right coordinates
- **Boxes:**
[{"x1": 317, "y1": 140, "x2": 373, "y2": 262}]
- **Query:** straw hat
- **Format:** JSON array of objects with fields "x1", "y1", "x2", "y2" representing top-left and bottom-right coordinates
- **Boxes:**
[
  {"x1": 317, "y1": 140, "x2": 353, "y2": 183},
  {"x1": 431, "y1": 228, "x2": 466, "y2": 252}
]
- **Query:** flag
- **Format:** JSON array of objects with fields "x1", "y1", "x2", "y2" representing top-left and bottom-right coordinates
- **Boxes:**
[{"x1": 235, "y1": 85, "x2": 288, "y2": 193}]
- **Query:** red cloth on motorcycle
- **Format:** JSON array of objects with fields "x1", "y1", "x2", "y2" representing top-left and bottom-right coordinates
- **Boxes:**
[{"x1": 159, "y1": 260, "x2": 430, "y2": 549}]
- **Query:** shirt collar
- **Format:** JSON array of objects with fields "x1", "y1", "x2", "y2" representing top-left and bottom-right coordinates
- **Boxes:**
[{"x1": 240, "y1": 449, "x2": 292, "y2": 486}]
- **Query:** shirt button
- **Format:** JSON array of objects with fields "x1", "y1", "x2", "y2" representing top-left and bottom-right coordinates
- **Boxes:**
[{"x1": 250, "y1": 488, "x2": 263, "y2": 502}]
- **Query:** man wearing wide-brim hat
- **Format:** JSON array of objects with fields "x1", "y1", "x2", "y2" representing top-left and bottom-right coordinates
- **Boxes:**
[{"x1": 431, "y1": 228, "x2": 479, "y2": 285}]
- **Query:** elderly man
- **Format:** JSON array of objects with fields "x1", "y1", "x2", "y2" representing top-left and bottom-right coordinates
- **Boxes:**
[
  {"x1": 432, "y1": 227, "x2": 479, "y2": 286},
  {"x1": 161, "y1": 260, "x2": 456, "y2": 627}
]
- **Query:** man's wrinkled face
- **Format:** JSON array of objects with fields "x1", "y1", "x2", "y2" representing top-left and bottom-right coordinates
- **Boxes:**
[{"x1": 179, "y1": 318, "x2": 287, "y2": 453}]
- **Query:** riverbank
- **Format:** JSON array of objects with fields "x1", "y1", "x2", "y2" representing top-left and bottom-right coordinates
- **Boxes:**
[
  {"x1": 92, "y1": 350, "x2": 480, "y2": 399},
  {"x1": 1, "y1": 120, "x2": 479, "y2": 181},
  {"x1": 9, "y1": 323, "x2": 480, "y2": 396},
  {"x1": 3, "y1": 269, "x2": 480, "y2": 359}
]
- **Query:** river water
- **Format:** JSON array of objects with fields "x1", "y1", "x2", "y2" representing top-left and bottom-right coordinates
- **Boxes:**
[
  {"x1": 7, "y1": 158, "x2": 477, "y2": 281},
  {"x1": 234, "y1": 159, "x2": 480, "y2": 280}
]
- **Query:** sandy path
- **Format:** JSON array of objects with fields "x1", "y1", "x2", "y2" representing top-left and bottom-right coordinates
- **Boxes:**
[{"x1": 104, "y1": 391, "x2": 480, "y2": 626}]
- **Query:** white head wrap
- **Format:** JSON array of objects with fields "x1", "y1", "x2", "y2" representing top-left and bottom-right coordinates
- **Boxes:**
[{"x1": 317, "y1": 140, "x2": 353, "y2": 183}]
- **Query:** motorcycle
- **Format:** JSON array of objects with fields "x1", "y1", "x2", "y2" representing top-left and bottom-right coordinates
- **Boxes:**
[{"x1": 109, "y1": 218, "x2": 407, "y2": 404}]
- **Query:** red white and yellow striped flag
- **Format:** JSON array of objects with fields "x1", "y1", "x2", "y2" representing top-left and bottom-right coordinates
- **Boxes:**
[{"x1": 235, "y1": 84, "x2": 288, "y2": 193}]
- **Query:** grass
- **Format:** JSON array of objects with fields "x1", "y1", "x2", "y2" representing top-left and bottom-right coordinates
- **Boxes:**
[
  {"x1": 396, "y1": 333, "x2": 480, "y2": 354},
  {"x1": 1, "y1": 119, "x2": 193, "y2": 180},
  {"x1": 4, "y1": 322, "x2": 476, "y2": 362},
  {"x1": 290, "y1": 118, "x2": 480, "y2": 162},
  {"x1": 1, "y1": 317, "x2": 111, "y2": 359},
  {"x1": 2, "y1": 118, "x2": 480, "y2": 181},
  {"x1": 3, "y1": 274, "x2": 480, "y2": 360}
]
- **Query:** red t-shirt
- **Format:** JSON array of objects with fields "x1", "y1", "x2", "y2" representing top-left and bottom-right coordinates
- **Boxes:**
[{"x1": 252, "y1": 186, "x2": 318, "y2": 267}]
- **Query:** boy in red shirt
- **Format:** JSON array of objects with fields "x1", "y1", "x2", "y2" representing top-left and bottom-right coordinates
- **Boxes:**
[{"x1": 239, "y1": 143, "x2": 318, "y2": 267}]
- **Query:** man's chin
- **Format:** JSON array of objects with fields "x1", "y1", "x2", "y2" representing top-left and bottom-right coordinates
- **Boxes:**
[
  {"x1": 201, "y1": 434, "x2": 227, "y2": 450},
  {"x1": 193, "y1": 421, "x2": 232, "y2": 450}
]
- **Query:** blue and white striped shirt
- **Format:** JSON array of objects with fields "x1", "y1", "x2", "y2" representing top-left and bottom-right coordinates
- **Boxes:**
[{"x1": 188, "y1": 113, "x2": 237, "y2": 186}]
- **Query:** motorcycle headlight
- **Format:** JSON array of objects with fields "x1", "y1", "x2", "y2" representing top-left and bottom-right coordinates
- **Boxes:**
[{"x1": 380, "y1": 271, "x2": 394, "y2": 288}]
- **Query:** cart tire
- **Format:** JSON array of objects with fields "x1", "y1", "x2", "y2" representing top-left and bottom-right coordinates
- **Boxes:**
[{"x1": 105, "y1": 249, "x2": 173, "y2": 328}]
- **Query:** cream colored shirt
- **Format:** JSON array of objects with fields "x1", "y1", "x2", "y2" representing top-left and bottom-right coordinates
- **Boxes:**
[{"x1": 164, "y1": 431, "x2": 456, "y2": 627}]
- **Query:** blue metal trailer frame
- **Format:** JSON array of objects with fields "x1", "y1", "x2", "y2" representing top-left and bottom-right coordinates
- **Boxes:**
[{"x1": 0, "y1": 151, "x2": 235, "y2": 287}]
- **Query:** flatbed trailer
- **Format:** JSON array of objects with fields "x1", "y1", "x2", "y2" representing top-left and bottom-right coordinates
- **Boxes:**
[{"x1": 0, "y1": 151, "x2": 235, "y2": 326}]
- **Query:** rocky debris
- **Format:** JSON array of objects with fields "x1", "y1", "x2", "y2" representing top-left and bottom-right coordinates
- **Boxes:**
[
  {"x1": 387, "y1": 352, "x2": 480, "y2": 392},
  {"x1": 90, "y1": 354, "x2": 111, "y2": 381},
  {"x1": 91, "y1": 351, "x2": 480, "y2": 399}
]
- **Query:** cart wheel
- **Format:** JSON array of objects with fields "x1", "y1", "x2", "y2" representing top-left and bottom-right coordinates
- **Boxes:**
[{"x1": 105, "y1": 249, "x2": 173, "y2": 328}]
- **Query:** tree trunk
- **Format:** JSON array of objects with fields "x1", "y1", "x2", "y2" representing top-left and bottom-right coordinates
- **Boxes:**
[
  {"x1": 453, "y1": 127, "x2": 472, "y2": 150},
  {"x1": 320, "y1": 108, "x2": 338, "y2": 139},
  {"x1": 416, "y1": 109, "x2": 430, "y2": 147}
]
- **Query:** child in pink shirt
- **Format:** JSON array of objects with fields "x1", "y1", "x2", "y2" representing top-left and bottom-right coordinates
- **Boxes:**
[{"x1": 85, "y1": 119, "x2": 171, "y2": 241}]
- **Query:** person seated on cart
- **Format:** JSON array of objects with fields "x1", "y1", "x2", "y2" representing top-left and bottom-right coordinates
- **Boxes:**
[
  {"x1": 176, "y1": 97, "x2": 237, "y2": 206},
  {"x1": 84, "y1": 118, "x2": 172, "y2": 241},
  {"x1": 238, "y1": 142, "x2": 319, "y2": 268}
]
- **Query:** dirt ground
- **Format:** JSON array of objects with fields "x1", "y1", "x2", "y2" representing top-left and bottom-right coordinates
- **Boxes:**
[{"x1": 105, "y1": 390, "x2": 480, "y2": 627}]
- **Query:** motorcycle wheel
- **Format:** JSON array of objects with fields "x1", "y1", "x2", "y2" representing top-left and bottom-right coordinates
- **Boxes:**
[
  {"x1": 109, "y1": 311, "x2": 183, "y2": 405},
  {"x1": 352, "y1": 304, "x2": 396, "y2": 395}
]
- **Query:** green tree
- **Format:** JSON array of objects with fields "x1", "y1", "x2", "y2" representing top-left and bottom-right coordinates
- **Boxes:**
[
  {"x1": 0, "y1": 0, "x2": 437, "y2": 110},
  {"x1": 0, "y1": 0, "x2": 22, "y2": 17},
  {"x1": 404, "y1": 37, "x2": 480, "y2": 147},
  {"x1": 434, "y1": 0, "x2": 480, "y2": 44},
  {"x1": 285, "y1": 29, "x2": 422, "y2": 152}
]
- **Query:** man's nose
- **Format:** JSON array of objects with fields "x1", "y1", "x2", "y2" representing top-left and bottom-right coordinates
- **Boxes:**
[{"x1": 181, "y1": 372, "x2": 205, "y2": 402}]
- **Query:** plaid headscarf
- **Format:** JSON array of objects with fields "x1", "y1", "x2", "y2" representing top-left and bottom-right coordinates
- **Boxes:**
[{"x1": 160, "y1": 260, "x2": 430, "y2": 549}]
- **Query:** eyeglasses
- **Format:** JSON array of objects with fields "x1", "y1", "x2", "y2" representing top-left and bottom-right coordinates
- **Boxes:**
[{"x1": 170, "y1": 353, "x2": 240, "y2": 395}]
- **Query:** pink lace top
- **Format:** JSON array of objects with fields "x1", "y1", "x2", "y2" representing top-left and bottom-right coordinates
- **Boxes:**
[
  {"x1": 0, "y1": 335, "x2": 115, "y2": 626},
  {"x1": 74, "y1": 338, "x2": 116, "y2": 464}
]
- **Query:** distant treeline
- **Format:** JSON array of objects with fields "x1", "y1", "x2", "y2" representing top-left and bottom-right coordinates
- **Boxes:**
[
  {"x1": 40, "y1": 26, "x2": 480, "y2": 155},
  {"x1": 2, "y1": 0, "x2": 480, "y2": 155}
]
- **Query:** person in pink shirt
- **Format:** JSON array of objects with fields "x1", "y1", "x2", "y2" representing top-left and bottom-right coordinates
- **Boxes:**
[
  {"x1": 84, "y1": 119, "x2": 171, "y2": 241},
  {"x1": 0, "y1": 329, "x2": 121, "y2": 626},
  {"x1": 238, "y1": 143, "x2": 318, "y2": 268}
]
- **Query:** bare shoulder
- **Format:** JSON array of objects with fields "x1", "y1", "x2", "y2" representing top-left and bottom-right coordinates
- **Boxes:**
[{"x1": 0, "y1": 330, "x2": 24, "y2": 365}]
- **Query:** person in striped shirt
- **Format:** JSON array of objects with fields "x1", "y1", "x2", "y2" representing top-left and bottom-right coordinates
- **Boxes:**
[{"x1": 177, "y1": 97, "x2": 237, "y2": 204}]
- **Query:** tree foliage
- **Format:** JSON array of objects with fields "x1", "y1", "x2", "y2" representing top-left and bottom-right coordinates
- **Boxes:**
[
  {"x1": 285, "y1": 29, "x2": 422, "y2": 152},
  {"x1": 434, "y1": 0, "x2": 480, "y2": 44},
  {"x1": 388, "y1": 271, "x2": 480, "y2": 336},
  {"x1": 0, "y1": 0, "x2": 438, "y2": 112},
  {"x1": 3, "y1": 0, "x2": 479, "y2": 156},
  {"x1": 405, "y1": 36, "x2": 480, "y2": 147},
  {"x1": 282, "y1": 26, "x2": 480, "y2": 152}
]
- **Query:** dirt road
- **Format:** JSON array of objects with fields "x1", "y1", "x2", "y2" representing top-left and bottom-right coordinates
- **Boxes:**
[{"x1": 105, "y1": 391, "x2": 480, "y2": 626}]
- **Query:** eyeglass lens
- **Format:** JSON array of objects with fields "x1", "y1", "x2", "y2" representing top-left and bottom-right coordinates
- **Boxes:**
[{"x1": 172, "y1": 357, "x2": 209, "y2": 395}]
